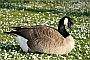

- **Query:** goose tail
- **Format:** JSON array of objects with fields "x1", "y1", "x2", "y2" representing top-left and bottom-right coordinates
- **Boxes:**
[{"x1": 4, "y1": 30, "x2": 17, "y2": 35}]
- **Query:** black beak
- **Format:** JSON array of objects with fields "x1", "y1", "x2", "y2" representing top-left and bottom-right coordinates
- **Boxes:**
[{"x1": 68, "y1": 21, "x2": 74, "y2": 29}]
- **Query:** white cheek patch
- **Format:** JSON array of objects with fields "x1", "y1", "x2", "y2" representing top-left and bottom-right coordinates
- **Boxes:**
[
  {"x1": 64, "y1": 18, "x2": 68, "y2": 26},
  {"x1": 15, "y1": 35, "x2": 29, "y2": 52}
]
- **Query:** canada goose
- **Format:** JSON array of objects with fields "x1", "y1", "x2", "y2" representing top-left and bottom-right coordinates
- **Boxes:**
[{"x1": 4, "y1": 16, "x2": 75, "y2": 55}]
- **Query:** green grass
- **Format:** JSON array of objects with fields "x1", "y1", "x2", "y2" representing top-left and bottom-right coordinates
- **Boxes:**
[{"x1": 0, "y1": 0, "x2": 90, "y2": 60}]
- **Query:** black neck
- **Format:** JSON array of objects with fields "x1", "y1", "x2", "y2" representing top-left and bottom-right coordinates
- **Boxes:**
[{"x1": 58, "y1": 24, "x2": 70, "y2": 38}]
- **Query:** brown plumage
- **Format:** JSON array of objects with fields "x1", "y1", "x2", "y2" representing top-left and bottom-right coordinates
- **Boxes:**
[
  {"x1": 27, "y1": 25, "x2": 74, "y2": 54},
  {"x1": 4, "y1": 16, "x2": 75, "y2": 55}
]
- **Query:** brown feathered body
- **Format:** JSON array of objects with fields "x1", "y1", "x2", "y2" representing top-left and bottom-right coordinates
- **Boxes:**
[{"x1": 12, "y1": 25, "x2": 75, "y2": 55}]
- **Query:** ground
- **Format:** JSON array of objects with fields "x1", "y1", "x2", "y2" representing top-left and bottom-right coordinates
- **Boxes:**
[{"x1": 0, "y1": 0, "x2": 90, "y2": 60}]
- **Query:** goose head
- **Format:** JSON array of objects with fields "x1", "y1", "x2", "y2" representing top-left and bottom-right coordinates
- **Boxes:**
[
  {"x1": 59, "y1": 16, "x2": 73, "y2": 29},
  {"x1": 58, "y1": 16, "x2": 74, "y2": 38}
]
